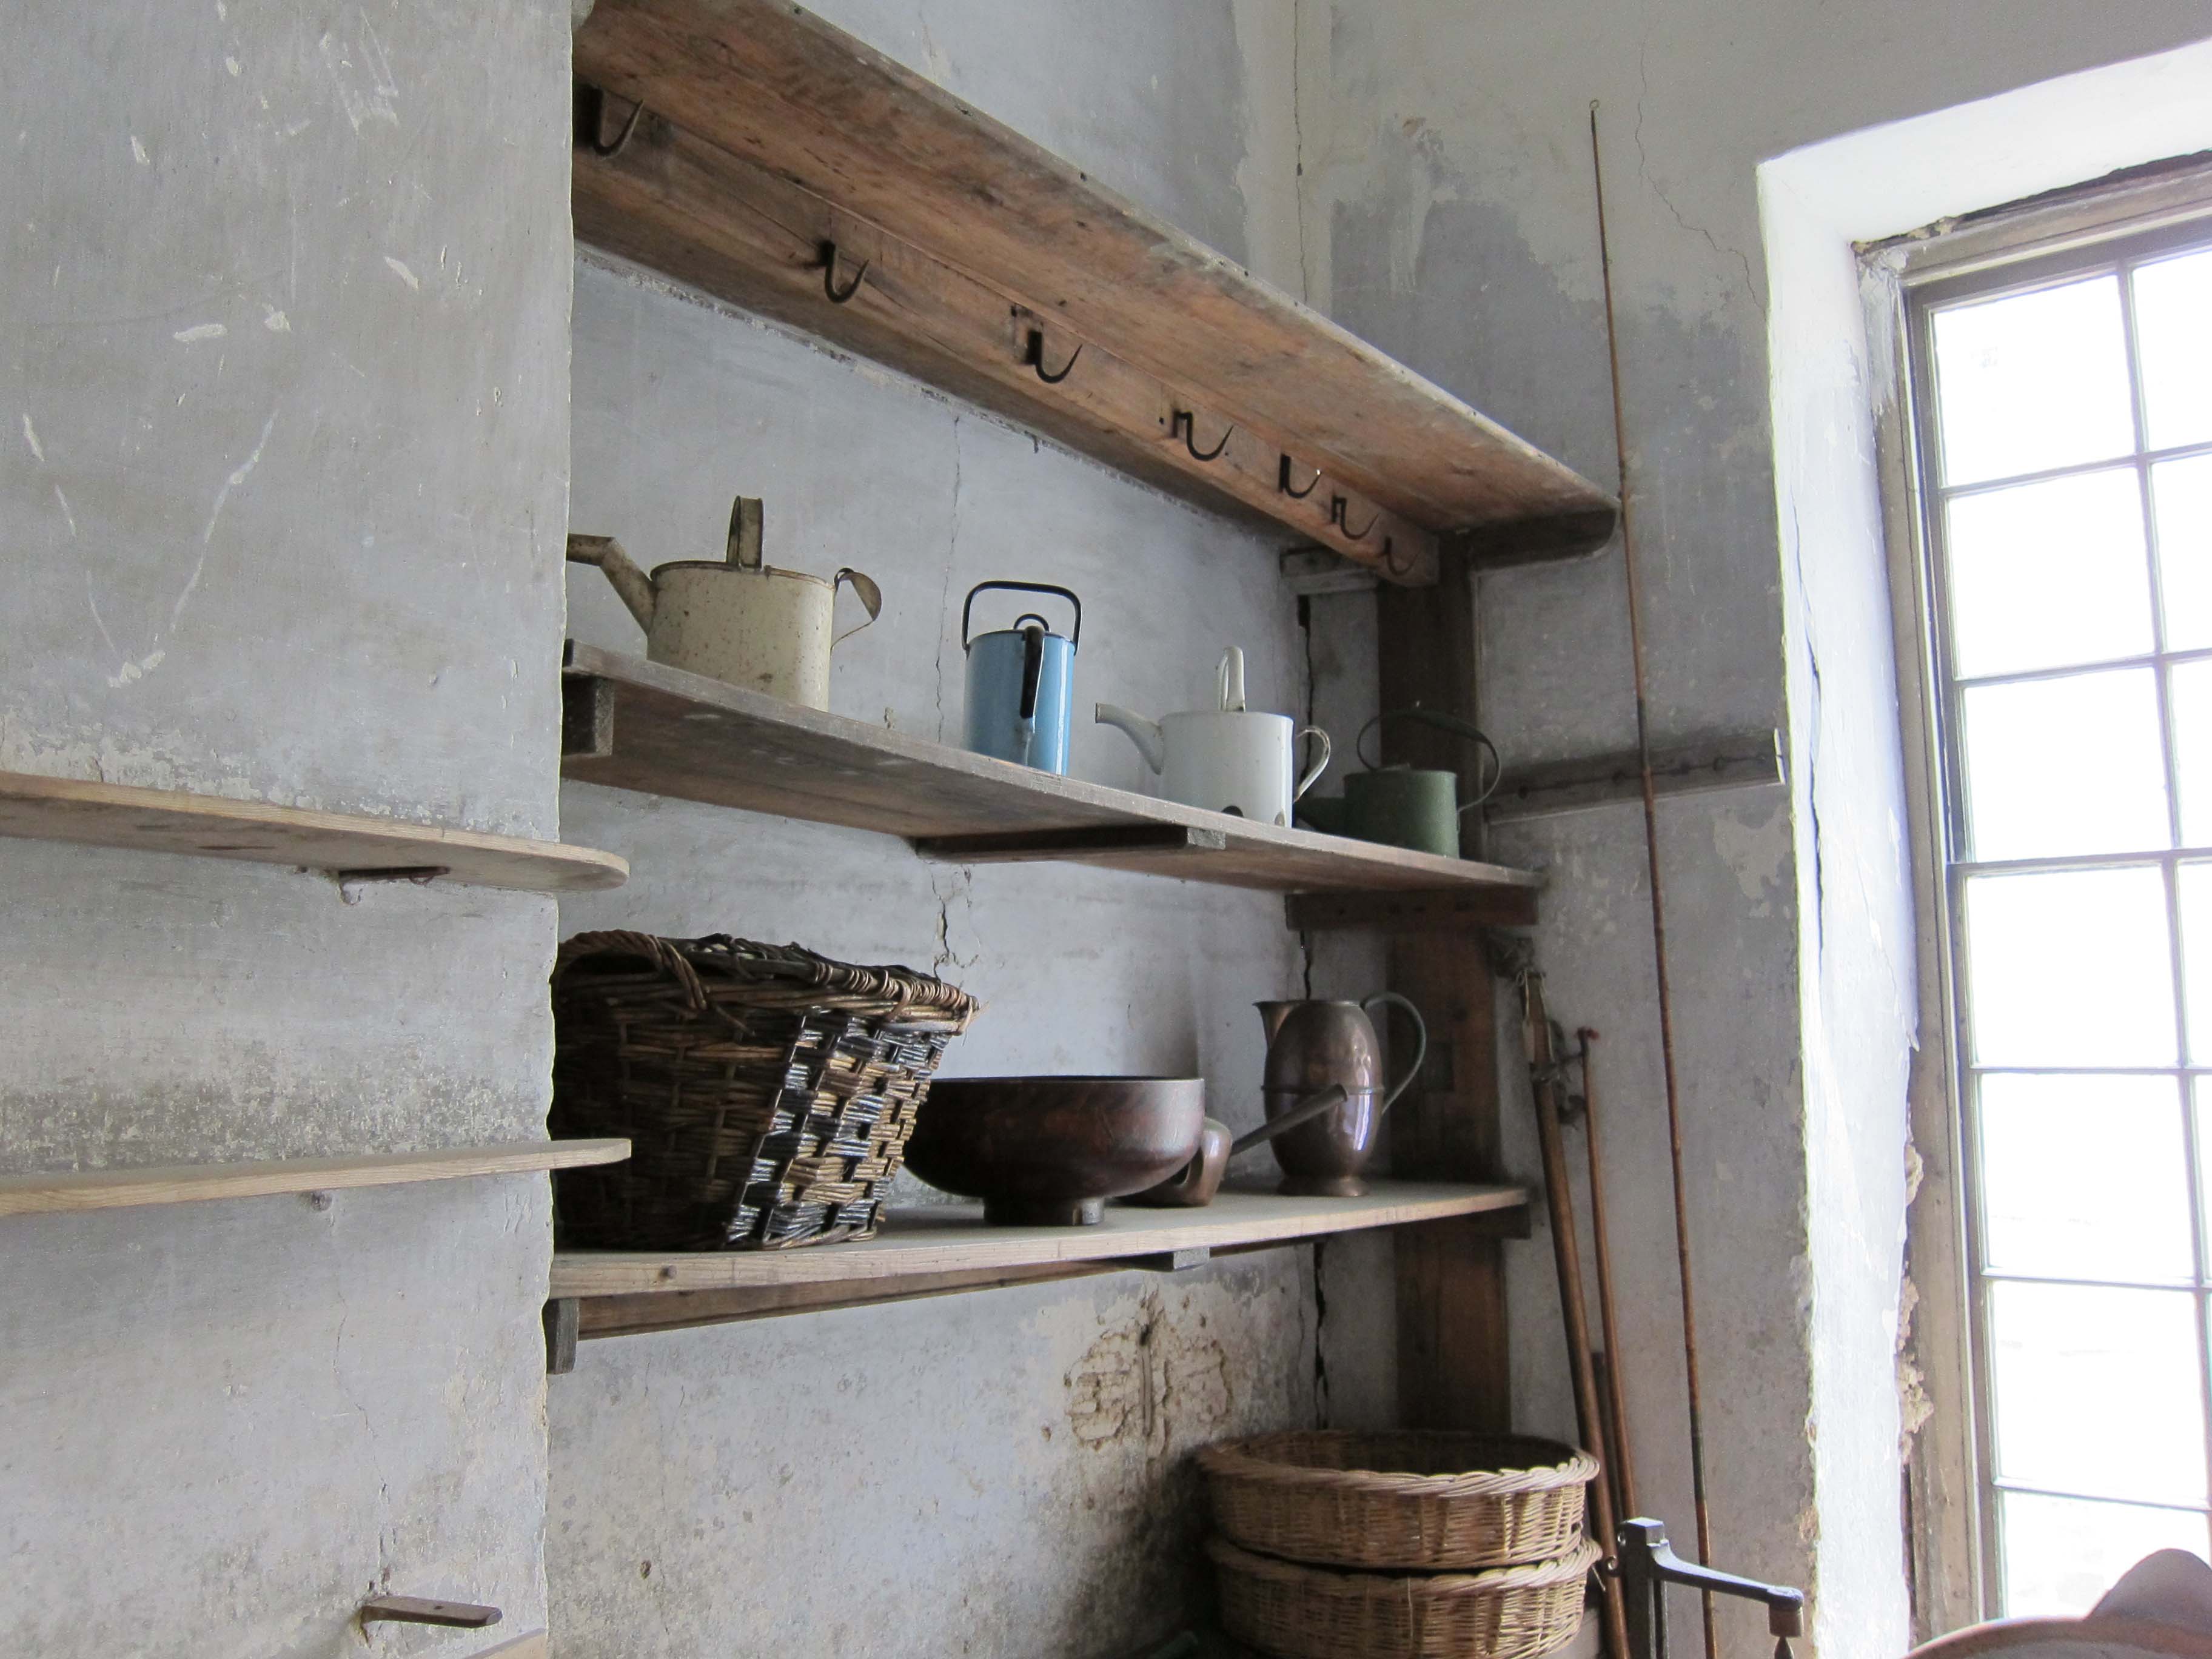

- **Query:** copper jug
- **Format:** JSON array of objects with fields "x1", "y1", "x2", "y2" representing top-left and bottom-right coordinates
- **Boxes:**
[{"x1": 1257, "y1": 994, "x2": 1427, "y2": 1197}]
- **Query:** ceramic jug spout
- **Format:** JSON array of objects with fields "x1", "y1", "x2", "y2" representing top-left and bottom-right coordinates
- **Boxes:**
[
  {"x1": 565, "y1": 533, "x2": 657, "y2": 634},
  {"x1": 1094, "y1": 702, "x2": 1167, "y2": 773}
]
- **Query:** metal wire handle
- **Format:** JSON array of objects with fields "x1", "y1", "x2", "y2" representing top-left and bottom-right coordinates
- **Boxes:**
[{"x1": 1353, "y1": 707, "x2": 1503, "y2": 805}]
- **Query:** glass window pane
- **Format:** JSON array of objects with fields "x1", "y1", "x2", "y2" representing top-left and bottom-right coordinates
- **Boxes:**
[
  {"x1": 2136, "y1": 248, "x2": 2212, "y2": 451},
  {"x1": 2152, "y1": 455, "x2": 2212, "y2": 651},
  {"x1": 1962, "y1": 669, "x2": 2170, "y2": 860},
  {"x1": 1980, "y1": 1073, "x2": 2191, "y2": 1280},
  {"x1": 2000, "y1": 1492, "x2": 2210, "y2": 1617},
  {"x1": 2185, "y1": 863, "x2": 2212, "y2": 1065},
  {"x1": 1963, "y1": 868, "x2": 2176, "y2": 1066},
  {"x1": 1946, "y1": 469, "x2": 2154, "y2": 677},
  {"x1": 2197, "y1": 1078, "x2": 2212, "y2": 1281},
  {"x1": 2175, "y1": 662, "x2": 2212, "y2": 845},
  {"x1": 1933, "y1": 276, "x2": 2136, "y2": 487},
  {"x1": 1988, "y1": 1279, "x2": 2206, "y2": 1504}
]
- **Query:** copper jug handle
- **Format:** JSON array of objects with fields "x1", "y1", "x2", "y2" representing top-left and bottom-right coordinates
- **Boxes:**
[{"x1": 1360, "y1": 991, "x2": 1429, "y2": 1115}]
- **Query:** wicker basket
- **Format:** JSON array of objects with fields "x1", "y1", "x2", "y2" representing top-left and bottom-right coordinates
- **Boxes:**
[
  {"x1": 1198, "y1": 1430, "x2": 1598, "y2": 1570},
  {"x1": 549, "y1": 931, "x2": 978, "y2": 1250},
  {"x1": 1208, "y1": 1535, "x2": 1600, "y2": 1659}
]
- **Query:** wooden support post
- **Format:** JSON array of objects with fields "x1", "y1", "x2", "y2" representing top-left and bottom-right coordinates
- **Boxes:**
[{"x1": 1375, "y1": 540, "x2": 1514, "y2": 1433}]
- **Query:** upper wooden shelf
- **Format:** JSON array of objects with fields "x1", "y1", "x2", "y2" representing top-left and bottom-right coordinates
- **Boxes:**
[
  {"x1": 562, "y1": 643, "x2": 1541, "y2": 918},
  {"x1": 569, "y1": 0, "x2": 1617, "y2": 583},
  {"x1": 0, "y1": 1139, "x2": 631, "y2": 1218},
  {"x1": 0, "y1": 769, "x2": 629, "y2": 894},
  {"x1": 551, "y1": 1181, "x2": 1527, "y2": 1299}
]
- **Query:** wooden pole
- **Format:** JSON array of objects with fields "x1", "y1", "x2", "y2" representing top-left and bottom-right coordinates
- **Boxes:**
[
  {"x1": 1590, "y1": 99, "x2": 1720, "y2": 1659},
  {"x1": 1578, "y1": 1029, "x2": 1640, "y2": 1521},
  {"x1": 1525, "y1": 972, "x2": 1630, "y2": 1659}
]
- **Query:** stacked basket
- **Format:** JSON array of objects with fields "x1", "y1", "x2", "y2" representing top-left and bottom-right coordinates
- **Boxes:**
[
  {"x1": 1198, "y1": 1431, "x2": 1602, "y2": 1659},
  {"x1": 548, "y1": 930, "x2": 978, "y2": 1251}
]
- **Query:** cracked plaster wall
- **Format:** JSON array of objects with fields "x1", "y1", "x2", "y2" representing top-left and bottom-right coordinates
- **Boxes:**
[
  {"x1": 1, "y1": 2, "x2": 571, "y2": 1655},
  {"x1": 1297, "y1": 4, "x2": 2212, "y2": 1657},
  {"x1": 548, "y1": 4, "x2": 1387, "y2": 1654}
]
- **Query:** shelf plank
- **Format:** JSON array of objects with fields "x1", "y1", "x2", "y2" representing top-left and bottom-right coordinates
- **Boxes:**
[
  {"x1": 0, "y1": 1139, "x2": 631, "y2": 1218},
  {"x1": 0, "y1": 770, "x2": 628, "y2": 894},
  {"x1": 571, "y1": 89, "x2": 1441, "y2": 581},
  {"x1": 549, "y1": 1181, "x2": 1528, "y2": 1298},
  {"x1": 562, "y1": 643, "x2": 1543, "y2": 911},
  {"x1": 571, "y1": 0, "x2": 1617, "y2": 575}
]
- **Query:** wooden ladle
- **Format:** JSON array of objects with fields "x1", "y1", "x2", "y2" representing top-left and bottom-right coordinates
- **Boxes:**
[{"x1": 1123, "y1": 1085, "x2": 1349, "y2": 1208}]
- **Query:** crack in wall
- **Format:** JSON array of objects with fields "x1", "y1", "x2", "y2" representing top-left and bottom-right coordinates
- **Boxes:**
[
  {"x1": 1310, "y1": 1238, "x2": 1330, "y2": 1426},
  {"x1": 1786, "y1": 502, "x2": 1828, "y2": 955},
  {"x1": 1632, "y1": 22, "x2": 1763, "y2": 314},
  {"x1": 932, "y1": 415, "x2": 965, "y2": 745}
]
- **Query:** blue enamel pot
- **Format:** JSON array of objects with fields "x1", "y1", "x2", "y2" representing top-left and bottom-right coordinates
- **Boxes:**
[{"x1": 962, "y1": 581, "x2": 1081, "y2": 774}]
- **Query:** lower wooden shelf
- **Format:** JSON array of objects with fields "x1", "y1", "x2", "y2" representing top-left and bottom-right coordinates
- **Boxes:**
[
  {"x1": 546, "y1": 1182, "x2": 1529, "y2": 1348},
  {"x1": 0, "y1": 1139, "x2": 631, "y2": 1218}
]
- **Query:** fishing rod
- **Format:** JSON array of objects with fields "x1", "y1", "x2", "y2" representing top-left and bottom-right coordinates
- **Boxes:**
[{"x1": 1588, "y1": 98, "x2": 1720, "y2": 1659}]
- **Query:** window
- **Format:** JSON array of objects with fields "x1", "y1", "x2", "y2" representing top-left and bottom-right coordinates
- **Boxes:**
[{"x1": 1905, "y1": 217, "x2": 2212, "y2": 1618}]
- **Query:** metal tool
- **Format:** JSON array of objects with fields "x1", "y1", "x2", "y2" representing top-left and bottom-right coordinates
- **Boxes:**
[
  {"x1": 1578, "y1": 1027, "x2": 1640, "y2": 1524},
  {"x1": 1125, "y1": 1084, "x2": 1350, "y2": 1208},
  {"x1": 1615, "y1": 1518, "x2": 1803, "y2": 1659},
  {"x1": 1517, "y1": 963, "x2": 1629, "y2": 1659}
]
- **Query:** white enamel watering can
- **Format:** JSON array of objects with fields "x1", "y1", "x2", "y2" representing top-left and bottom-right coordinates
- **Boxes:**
[
  {"x1": 566, "y1": 495, "x2": 881, "y2": 711},
  {"x1": 1096, "y1": 648, "x2": 1330, "y2": 826}
]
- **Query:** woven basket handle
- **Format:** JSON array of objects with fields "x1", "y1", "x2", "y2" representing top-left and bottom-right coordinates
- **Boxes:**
[{"x1": 554, "y1": 930, "x2": 709, "y2": 1013}]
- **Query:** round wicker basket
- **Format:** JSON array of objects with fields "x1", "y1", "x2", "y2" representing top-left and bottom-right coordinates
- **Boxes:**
[
  {"x1": 1198, "y1": 1430, "x2": 1598, "y2": 1570},
  {"x1": 1208, "y1": 1534, "x2": 1601, "y2": 1659}
]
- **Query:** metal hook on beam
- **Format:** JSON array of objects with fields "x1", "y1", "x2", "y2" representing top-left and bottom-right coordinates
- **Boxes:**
[
  {"x1": 592, "y1": 97, "x2": 644, "y2": 158},
  {"x1": 1330, "y1": 494, "x2": 1379, "y2": 541},
  {"x1": 819, "y1": 241, "x2": 868, "y2": 305},
  {"x1": 1024, "y1": 329, "x2": 1082, "y2": 385},
  {"x1": 575, "y1": 84, "x2": 645, "y2": 159},
  {"x1": 1170, "y1": 409, "x2": 1233, "y2": 462},
  {"x1": 1278, "y1": 455, "x2": 1323, "y2": 498}
]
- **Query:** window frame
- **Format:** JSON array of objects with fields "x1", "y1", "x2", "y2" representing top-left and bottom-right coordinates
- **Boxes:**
[{"x1": 1867, "y1": 159, "x2": 2212, "y2": 1632}]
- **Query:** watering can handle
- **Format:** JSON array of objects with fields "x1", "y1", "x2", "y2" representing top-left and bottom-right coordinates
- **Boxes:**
[
  {"x1": 1017, "y1": 619, "x2": 1047, "y2": 722},
  {"x1": 832, "y1": 569, "x2": 882, "y2": 648},
  {"x1": 1355, "y1": 708, "x2": 1503, "y2": 803},
  {"x1": 962, "y1": 581, "x2": 1082, "y2": 651},
  {"x1": 1361, "y1": 991, "x2": 1429, "y2": 1115},
  {"x1": 1293, "y1": 726, "x2": 1332, "y2": 800},
  {"x1": 726, "y1": 496, "x2": 765, "y2": 571}
]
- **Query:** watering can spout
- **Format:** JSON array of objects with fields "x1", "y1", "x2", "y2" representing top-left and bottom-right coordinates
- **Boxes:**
[
  {"x1": 565, "y1": 533, "x2": 657, "y2": 634},
  {"x1": 1094, "y1": 703, "x2": 1167, "y2": 773}
]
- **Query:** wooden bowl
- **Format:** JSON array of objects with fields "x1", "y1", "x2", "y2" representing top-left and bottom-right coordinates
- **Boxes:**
[{"x1": 905, "y1": 1076, "x2": 1206, "y2": 1225}]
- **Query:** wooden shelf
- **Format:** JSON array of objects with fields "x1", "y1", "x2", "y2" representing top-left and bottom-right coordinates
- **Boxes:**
[
  {"x1": 546, "y1": 1182, "x2": 1527, "y2": 1344},
  {"x1": 0, "y1": 1139, "x2": 631, "y2": 1218},
  {"x1": 561, "y1": 644, "x2": 1541, "y2": 918},
  {"x1": 0, "y1": 769, "x2": 629, "y2": 894},
  {"x1": 570, "y1": 0, "x2": 1617, "y2": 582}
]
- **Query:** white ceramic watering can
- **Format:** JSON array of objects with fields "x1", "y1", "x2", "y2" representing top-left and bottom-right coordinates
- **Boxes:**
[
  {"x1": 566, "y1": 495, "x2": 881, "y2": 711},
  {"x1": 1096, "y1": 648, "x2": 1330, "y2": 826}
]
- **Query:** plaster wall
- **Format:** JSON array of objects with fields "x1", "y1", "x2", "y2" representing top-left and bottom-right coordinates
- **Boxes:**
[
  {"x1": 1299, "y1": 4, "x2": 2212, "y2": 1656},
  {"x1": 0, "y1": 2, "x2": 572, "y2": 1655},
  {"x1": 546, "y1": 5, "x2": 1388, "y2": 1654}
]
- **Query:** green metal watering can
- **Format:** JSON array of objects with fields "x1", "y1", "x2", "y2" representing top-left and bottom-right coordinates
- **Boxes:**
[{"x1": 1302, "y1": 708, "x2": 1500, "y2": 858}]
